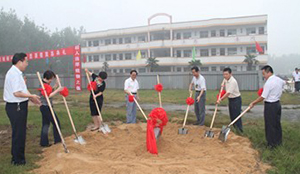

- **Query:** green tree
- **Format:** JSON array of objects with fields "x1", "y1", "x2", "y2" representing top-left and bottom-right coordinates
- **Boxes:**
[
  {"x1": 102, "y1": 61, "x2": 109, "y2": 72},
  {"x1": 243, "y1": 54, "x2": 259, "y2": 71},
  {"x1": 188, "y1": 59, "x2": 202, "y2": 68},
  {"x1": 146, "y1": 57, "x2": 159, "y2": 72}
]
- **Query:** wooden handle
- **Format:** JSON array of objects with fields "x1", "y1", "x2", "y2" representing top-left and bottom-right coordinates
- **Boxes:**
[
  {"x1": 56, "y1": 75, "x2": 79, "y2": 139},
  {"x1": 85, "y1": 71, "x2": 104, "y2": 122},
  {"x1": 156, "y1": 75, "x2": 162, "y2": 108},
  {"x1": 37, "y1": 72, "x2": 68, "y2": 152},
  {"x1": 228, "y1": 107, "x2": 251, "y2": 127},
  {"x1": 182, "y1": 92, "x2": 193, "y2": 127},
  {"x1": 130, "y1": 92, "x2": 148, "y2": 121}
]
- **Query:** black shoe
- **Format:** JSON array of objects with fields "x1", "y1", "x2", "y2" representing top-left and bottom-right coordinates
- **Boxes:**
[
  {"x1": 11, "y1": 160, "x2": 26, "y2": 166},
  {"x1": 193, "y1": 122, "x2": 201, "y2": 125},
  {"x1": 41, "y1": 144, "x2": 52, "y2": 148}
]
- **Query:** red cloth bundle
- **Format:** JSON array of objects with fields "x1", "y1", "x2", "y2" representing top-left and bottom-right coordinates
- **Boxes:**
[
  {"x1": 257, "y1": 88, "x2": 263, "y2": 96},
  {"x1": 148, "y1": 108, "x2": 168, "y2": 134},
  {"x1": 37, "y1": 83, "x2": 52, "y2": 97},
  {"x1": 128, "y1": 95, "x2": 135, "y2": 102},
  {"x1": 146, "y1": 119, "x2": 158, "y2": 154},
  {"x1": 60, "y1": 87, "x2": 69, "y2": 97},
  {"x1": 186, "y1": 97, "x2": 194, "y2": 105},
  {"x1": 216, "y1": 90, "x2": 226, "y2": 100},
  {"x1": 154, "y1": 83, "x2": 163, "y2": 92},
  {"x1": 87, "y1": 81, "x2": 97, "y2": 91}
]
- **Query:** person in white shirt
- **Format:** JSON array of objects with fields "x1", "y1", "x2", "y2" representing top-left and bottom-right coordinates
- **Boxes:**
[
  {"x1": 189, "y1": 66, "x2": 206, "y2": 126},
  {"x1": 124, "y1": 70, "x2": 140, "y2": 123},
  {"x1": 292, "y1": 68, "x2": 300, "y2": 92},
  {"x1": 217, "y1": 67, "x2": 243, "y2": 132},
  {"x1": 3, "y1": 53, "x2": 40, "y2": 166},
  {"x1": 250, "y1": 65, "x2": 285, "y2": 148}
]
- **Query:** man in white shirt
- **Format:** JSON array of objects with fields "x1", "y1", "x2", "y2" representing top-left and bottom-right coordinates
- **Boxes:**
[
  {"x1": 189, "y1": 66, "x2": 206, "y2": 126},
  {"x1": 217, "y1": 67, "x2": 243, "y2": 132},
  {"x1": 292, "y1": 68, "x2": 300, "y2": 92},
  {"x1": 3, "y1": 53, "x2": 40, "y2": 165},
  {"x1": 250, "y1": 65, "x2": 285, "y2": 148},
  {"x1": 124, "y1": 70, "x2": 140, "y2": 123}
]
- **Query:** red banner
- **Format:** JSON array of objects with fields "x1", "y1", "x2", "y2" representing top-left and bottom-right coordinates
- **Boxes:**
[{"x1": 0, "y1": 45, "x2": 82, "y2": 91}]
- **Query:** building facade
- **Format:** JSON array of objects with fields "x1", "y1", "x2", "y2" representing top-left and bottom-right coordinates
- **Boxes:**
[{"x1": 81, "y1": 14, "x2": 268, "y2": 74}]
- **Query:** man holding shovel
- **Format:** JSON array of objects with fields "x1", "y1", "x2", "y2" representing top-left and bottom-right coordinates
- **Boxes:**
[
  {"x1": 189, "y1": 66, "x2": 206, "y2": 126},
  {"x1": 3, "y1": 53, "x2": 41, "y2": 166},
  {"x1": 124, "y1": 70, "x2": 140, "y2": 124},
  {"x1": 249, "y1": 65, "x2": 285, "y2": 148},
  {"x1": 217, "y1": 67, "x2": 243, "y2": 133}
]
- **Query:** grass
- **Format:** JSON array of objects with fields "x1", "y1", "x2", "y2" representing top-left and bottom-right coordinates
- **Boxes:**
[{"x1": 0, "y1": 89, "x2": 300, "y2": 173}]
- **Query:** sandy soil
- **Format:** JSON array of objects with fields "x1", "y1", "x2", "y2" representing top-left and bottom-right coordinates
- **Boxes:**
[{"x1": 33, "y1": 123, "x2": 271, "y2": 174}]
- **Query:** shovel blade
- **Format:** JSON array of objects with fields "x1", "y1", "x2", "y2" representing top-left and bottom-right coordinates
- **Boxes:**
[
  {"x1": 204, "y1": 130, "x2": 214, "y2": 138},
  {"x1": 103, "y1": 123, "x2": 111, "y2": 133},
  {"x1": 178, "y1": 128, "x2": 188, "y2": 134},
  {"x1": 218, "y1": 126, "x2": 231, "y2": 142},
  {"x1": 154, "y1": 127, "x2": 161, "y2": 141},
  {"x1": 99, "y1": 125, "x2": 108, "y2": 134},
  {"x1": 74, "y1": 136, "x2": 86, "y2": 145}
]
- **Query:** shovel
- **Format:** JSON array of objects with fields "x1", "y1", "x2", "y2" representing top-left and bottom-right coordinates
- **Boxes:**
[
  {"x1": 178, "y1": 91, "x2": 193, "y2": 134},
  {"x1": 37, "y1": 72, "x2": 69, "y2": 153},
  {"x1": 85, "y1": 71, "x2": 111, "y2": 134},
  {"x1": 218, "y1": 106, "x2": 251, "y2": 142},
  {"x1": 56, "y1": 75, "x2": 86, "y2": 145},
  {"x1": 156, "y1": 75, "x2": 162, "y2": 108},
  {"x1": 204, "y1": 79, "x2": 225, "y2": 138}
]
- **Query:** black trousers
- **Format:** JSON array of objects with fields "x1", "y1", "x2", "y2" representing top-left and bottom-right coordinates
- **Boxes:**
[
  {"x1": 228, "y1": 96, "x2": 243, "y2": 132},
  {"x1": 5, "y1": 101, "x2": 28, "y2": 164},
  {"x1": 295, "y1": 82, "x2": 300, "y2": 92},
  {"x1": 264, "y1": 101, "x2": 282, "y2": 147},
  {"x1": 40, "y1": 105, "x2": 61, "y2": 146}
]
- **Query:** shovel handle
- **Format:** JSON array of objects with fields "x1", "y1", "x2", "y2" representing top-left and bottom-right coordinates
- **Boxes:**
[
  {"x1": 129, "y1": 92, "x2": 148, "y2": 121},
  {"x1": 156, "y1": 75, "x2": 162, "y2": 108},
  {"x1": 37, "y1": 72, "x2": 68, "y2": 153},
  {"x1": 183, "y1": 92, "x2": 193, "y2": 127},
  {"x1": 228, "y1": 107, "x2": 251, "y2": 127}
]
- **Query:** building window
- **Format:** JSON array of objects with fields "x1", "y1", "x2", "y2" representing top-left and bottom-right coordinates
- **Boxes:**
[
  {"x1": 93, "y1": 40, "x2": 99, "y2": 47},
  {"x1": 112, "y1": 69, "x2": 117, "y2": 73},
  {"x1": 211, "y1": 66, "x2": 217, "y2": 71},
  {"x1": 228, "y1": 48, "x2": 237, "y2": 55},
  {"x1": 184, "y1": 67, "x2": 190, "y2": 72},
  {"x1": 88, "y1": 41, "x2": 92, "y2": 47},
  {"x1": 93, "y1": 55, "x2": 99, "y2": 62},
  {"x1": 112, "y1": 39, "x2": 117, "y2": 44},
  {"x1": 141, "y1": 51, "x2": 146, "y2": 58},
  {"x1": 113, "y1": 54, "x2": 117, "y2": 60},
  {"x1": 220, "y1": 66, "x2": 226, "y2": 71},
  {"x1": 259, "y1": 27, "x2": 264, "y2": 34},
  {"x1": 183, "y1": 32, "x2": 192, "y2": 39},
  {"x1": 220, "y1": 48, "x2": 226, "y2": 56},
  {"x1": 119, "y1": 38, "x2": 123, "y2": 44},
  {"x1": 220, "y1": 29, "x2": 225, "y2": 37},
  {"x1": 200, "y1": 31, "x2": 209, "y2": 38},
  {"x1": 105, "y1": 39, "x2": 111, "y2": 45},
  {"x1": 200, "y1": 49, "x2": 209, "y2": 57},
  {"x1": 211, "y1": 30, "x2": 216, "y2": 37},
  {"x1": 211, "y1": 48, "x2": 217, "y2": 56},
  {"x1": 119, "y1": 69, "x2": 124, "y2": 73},
  {"x1": 105, "y1": 54, "x2": 111, "y2": 61},
  {"x1": 88, "y1": 55, "x2": 93, "y2": 62},
  {"x1": 125, "y1": 53, "x2": 132, "y2": 60},
  {"x1": 200, "y1": 67, "x2": 209, "y2": 71},
  {"x1": 138, "y1": 36, "x2": 146, "y2": 42},
  {"x1": 246, "y1": 47, "x2": 256, "y2": 54},
  {"x1": 176, "y1": 67, "x2": 181, "y2": 72},
  {"x1": 246, "y1": 28, "x2": 256, "y2": 35},
  {"x1": 176, "y1": 50, "x2": 182, "y2": 57},
  {"x1": 227, "y1": 29, "x2": 237, "y2": 36},
  {"x1": 119, "y1": 54, "x2": 123, "y2": 60},
  {"x1": 139, "y1": 68, "x2": 146, "y2": 73},
  {"x1": 125, "y1": 69, "x2": 131, "y2": 73},
  {"x1": 125, "y1": 37, "x2": 131, "y2": 43},
  {"x1": 183, "y1": 50, "x2": 192, "y2": 57},
  {"x1": 176, "y1": 33, "x2": 181, "y2": 39}
]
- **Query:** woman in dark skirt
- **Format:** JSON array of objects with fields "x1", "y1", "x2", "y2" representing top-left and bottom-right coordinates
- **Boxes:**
[{"x1": 85, "y1": 69, "x2": 107, "y2": 131}]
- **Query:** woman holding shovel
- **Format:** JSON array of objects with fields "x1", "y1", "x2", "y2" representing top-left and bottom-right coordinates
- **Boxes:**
[
  {"x1": 85, "y1": 69, "x2": 107, "y2": 131},
  {"x1": 38, "y1": 70, "x2": 64, "y2": 147}
]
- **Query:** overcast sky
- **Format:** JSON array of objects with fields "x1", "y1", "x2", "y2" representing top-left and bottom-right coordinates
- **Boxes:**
[{"x1": 1, "y1": 0, "x2": 299, "y2": 56}]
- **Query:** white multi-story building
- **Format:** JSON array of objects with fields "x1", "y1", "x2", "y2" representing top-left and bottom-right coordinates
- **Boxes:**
[{"x1": 81, "y1": 14, "x2": 268, "y2": 74}]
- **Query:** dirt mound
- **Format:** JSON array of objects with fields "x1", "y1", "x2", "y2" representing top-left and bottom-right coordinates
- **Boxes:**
[{"x1": 33, "y1": 123, "x2": 271, "y2": 174}]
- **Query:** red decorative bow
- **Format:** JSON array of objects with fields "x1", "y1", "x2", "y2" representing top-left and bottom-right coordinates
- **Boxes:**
[
  {"x1": 186, "y1": 97, "x2": 194, "y2": 105},
  {"x1": 37, "y1": 83, "x2": 52, "y2": 97},
  {"x1": 154, "y1": 83, "x2": 163, "y2": 92},
  {"x1": 60, "y1": 87, "x2": 69, "y2": 97},
  {"x1": 87, "y1": 81, "x2": 97, "y2": 91}
]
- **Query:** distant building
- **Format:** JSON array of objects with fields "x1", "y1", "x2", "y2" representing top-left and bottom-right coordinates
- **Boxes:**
[{"x1": 81, "y1": 14, "x2": 268, "y2": 74}]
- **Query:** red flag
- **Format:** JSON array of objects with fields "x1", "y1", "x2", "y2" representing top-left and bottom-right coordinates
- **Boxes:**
[{"x1": 255, "y1": 41, "x2": 264, "y2": 54}]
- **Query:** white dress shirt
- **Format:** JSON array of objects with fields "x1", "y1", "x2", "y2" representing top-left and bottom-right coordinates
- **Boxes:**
[
  {"x1": 191, "y1": 75, "x2": 206, "y2": 91},
  {"x1": 3, "y1": 65, "x2": 29, "y2": 103},
  {"x1": 262, "y1": 75, "x2": 286, "y2": 102},
  {"x1": 225, "y1": 76, "x2": 241, "y2": 98},
  {"x1": 124, "y1": 77, "x2": 139, "y2": 93},
  {"x1": 292, "y1": 71, "x2": 300, "y2": 82}
]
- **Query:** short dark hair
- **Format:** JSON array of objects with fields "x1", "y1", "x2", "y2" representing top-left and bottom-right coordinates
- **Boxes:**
[
  {"x1": 261, "y1": 65, "x2": 273, "y2": 74},
  {"x1": 43, "y1": 70, "x2": 56, "y2": 80},
  {"x1": 191, "y1": 66, "x2": 199, "y2": 72},
  {"x1": 295, "y1": 68, "x2": 298, "y2": 70},
  {"x1": 130, "y1": 70, "x2": 138, "y2": 75},
  {"x1": 223, "y1": 67, "x2": 232, "y2": 74},
  {"x1": 12, "y1": 53, "x2": 27, "y2": 65},
  {"x1": 99, "y1": 71, "x2": 107, "y2": 80}
]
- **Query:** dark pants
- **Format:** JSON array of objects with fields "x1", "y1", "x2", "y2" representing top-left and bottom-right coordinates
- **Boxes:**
[
  {"x1": 295, "y1": 82, "x2": 300, "y2": 92},
  {"x1": 264, "y1": 101, "x2": 282, "y2": 147},
  {"x1": 5, "y1": 101, "x2": 28, "y2": 164},
  {"x1": 228, "y1": 96, "x2": 243, "y2": 132},
  {"x1": 194, "y1": 91, "x2": 206, "y2": 125},
  {"x1": 40, "y1": 105, "x2": 61, "y2": 146}
]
